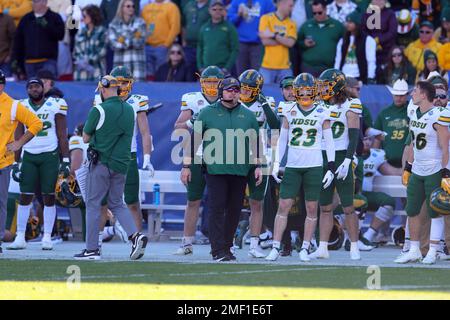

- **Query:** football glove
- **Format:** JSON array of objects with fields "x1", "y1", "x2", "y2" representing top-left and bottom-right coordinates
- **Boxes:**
[
  {"x1": 143, "y1": 154, "x2": 155, "y2": 177},
  {"x1": 335, "y1": 158, "x2": 352, "y2": 180},
  {"x1": 402, "y1": 161, "x2": 412, "y2": 186},
  {"x1": 12, "y1": 161, "x2": 22, "y2": 183},
  {"x1": 322, "y1": 161, "x2": 336, "y2": 189},
  {"x1": 271, "y1": 161, "x2": 282, "y2": 183},
  {"x1": 59, "y1": 158, "x2": 70, "y2": 178},
  {"x1": 441, "y1": 168, "x2": 450, "y2": 194},
  {"x1": 257, "y1": 93, "x2": 268, "y2": 105}
]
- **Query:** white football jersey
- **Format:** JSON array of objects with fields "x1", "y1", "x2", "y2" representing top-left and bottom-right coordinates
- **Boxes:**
[
  {"x1": 407, "y1": 101, "x2": 450, "y2": 175},
  {"x1": 241, "y1": 96, "x2": 276, "y2": 125},
  {"x1": 279, "y1": 101, "x2": 331, "y2": 168},
  {"x1": 328, "y1": 98, "x2": 363, "y2": 151},
  {"x1": 22, "y1": 97, "x2": 67, "y2": 154},
  {"x1": 94, "y1": 94, "x2": 148, "y2": 153},
  {"x1": 362, "y1": 148, "x2": 386, "y2": 192},
  {"x1": 180, "y1": 91, "x2": 214, "y2": 115},
  {"x1": 69, "y1": 135, "x2": 88, "y2": 162}
]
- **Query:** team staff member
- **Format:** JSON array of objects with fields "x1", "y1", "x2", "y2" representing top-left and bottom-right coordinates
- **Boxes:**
[
  {"x1": 0, "y1": 69, "x2": 42, "y2": 253},
  {"x1": 184, "y1": 77, "x2": 262, "y2": 262},
  {"x1": 74, "y1": 75, "x2": 147, "y2": 261}
]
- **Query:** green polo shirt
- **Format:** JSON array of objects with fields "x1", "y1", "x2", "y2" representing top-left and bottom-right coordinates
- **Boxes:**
[
  {"x1": 182, "y1": 0, "x2": 211, "y2": 47},
  {"x1": 374, "y1": 102, "x2": 409, "y2": 168},
  {"x1": 195, "y1": 101, "x2": 260, "y2": 176},
  {"x1": 197, "y1": 19, "x2": 239, "y2": 70},
  {"x1": 84, "y1": 96, "x2": 135, "y2": 175},
  {"x1": 298, "y1": 17, "x2": 345, "y2": 70}
]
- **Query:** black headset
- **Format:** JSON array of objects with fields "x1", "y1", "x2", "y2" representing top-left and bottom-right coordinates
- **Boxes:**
[{"x1": 99, "y1": 76, "x2": 121, "y2": 95}]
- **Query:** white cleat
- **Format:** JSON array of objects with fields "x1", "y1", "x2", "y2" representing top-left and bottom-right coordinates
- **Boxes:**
[
  {"x1": 265, "y1": 248, "x2": 280, "y2": 261},
  {"x1": 358, "y1": 240, "x2": 374, "y2": 251},
  {"x1": 114, "y1": 220, "x2": 128, "y2": 243},
  {"x1": 422, "y1": 250, "x2": 437, "y2": 265},
  {"x1": 173, "y1": 244, "x2": 193, "y2": 255},
  {"x1": 350, "y1": 249, "x2": 361, "y2": 260},
  {"x1": 299, "y1": 248, "x2": 311, "y2": 262},
  {"x1": 42, "y1": 239, "x2": 53, "y2": 251},
  {"x1": 308, "y1": 249, "x2": 329, "y2": 259},
  {"x1": 438, "y1": 251, "x2": 450, "y2": 261},
  {"x1": 7, "y1": 236, "x2": 27, "y2": 250},
  {"x1": 248, "y1": 246, "x2": 266, "y2": 258},
  {"x1": 394, "y1": 249, "x2": 422, "y2": 264}
]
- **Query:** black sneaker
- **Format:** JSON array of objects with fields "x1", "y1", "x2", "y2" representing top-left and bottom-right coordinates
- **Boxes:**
[
  {"x1": 360, "y1": 234, "x2": 377, "y2": 248},
  {"x1": 280, "y1": 242, "x2": 292, "y2": 256},
  {"x1": 344, "y1": 239, "x2": 350, "y2": 252},
  {"x1": 213, "y1": 253, "x2": 231, "y2": 262},
  {"x1": 228, "y1": 251, "x2": 237, "y2": 261},
  {"x1": 130, "y1": 233, "x2": 148, "y2": 260},
  {"x1": 74, "y1": 249, "x2": 101, "y2": 260}
]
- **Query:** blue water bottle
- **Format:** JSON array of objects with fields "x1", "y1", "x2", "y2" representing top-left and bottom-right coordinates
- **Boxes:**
[{"x1": 153, "y1": 183, "x2": 160, "y2": 205}]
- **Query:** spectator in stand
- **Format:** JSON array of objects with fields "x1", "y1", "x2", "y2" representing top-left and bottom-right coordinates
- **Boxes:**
[
  {"x1": 435, "y1": 7, "x2": 450, "y2": 44},
  {"x1": 197, "y1": 0, "x2": 239, "y2": 74},
  {"x1": 290, "y1": 0, "x2": 311, "y2": 76},
  {"x1": 142, "y1": 0, "x2": 181, "y2": 80},
  {"x1": 438, "y1": 40, "x2": 450, "y2": 77},
  {"x1": 0, "y1": 10, "x2": 15, "y2": 77},
  {"x1": 228, "y1": 0, "x2": 275, "y2": 75},
  {"x1": 396, "y1": 9, "x2": 419, "y2": 48},
  {"x1": 0, "y1": 0, "x2": 32, "y2": 26},
  {"x1": 181, "y1": 0, "x2": 211, "y2": 71},
  {"x1": 417, "y1": 49, "x2": 447, "y2": 82},
  {"x1": 353, "y1": 0, "x2": 369, "y2": 12},
  {"x1": 12, "y1": 0, "x2": 65, "y2": 79},
  {"x1": 298, "y1": 0, "x2": 344, "y2": 77},
  {"x1": 258, "y1": 0, "x2": 296, "y2": 83},
  {"x1": 405, "y1": 21, "x2": 442, "y2": 74},
  {"x1": 155, "y1": 43, "x2": 195, "y2": 81},
  {"x1": 109, "y1": 0, "x2": 147, "y2": 81},
  {"x1": 389, "y1": 0, "x2": 412, "y2": 12},
  {"x1": 334, "y1": 10, "x2": 376, "y2": 84},
  {"x1": 385, "y1": 45, "x2": 416, "y2": 85},
  {"x1": 362, "y1": 0, "x2": 397, "y2": 83},
  {"x1": 48, "y1": 0, "x2": 72, "y2": 80},
  {"x1": 73, "y1": 4, "x2": 106, "y2": 81},
  {"x1": 326, "y1": 0, "x2": 357, "y2": 24},
  {"x1": 77, "y1": 1, "x2": 103, "y2": 10},
  {"x1": 412, "y1": 0, "x2": 442, "y2": 28},
  {"x1": 372, "y1": 79, "x2": 409, "y2": 173},
  {"x1": 37, "y1": 69, "x2": 64, "y2": 98}
]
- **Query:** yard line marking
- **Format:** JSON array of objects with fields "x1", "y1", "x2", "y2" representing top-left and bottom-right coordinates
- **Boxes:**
[{"x1": 168, "y1": 267, "x2": 337, "y2": 277}]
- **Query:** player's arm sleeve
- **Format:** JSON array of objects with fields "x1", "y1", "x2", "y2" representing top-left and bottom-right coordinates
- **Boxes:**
[
  {"x1": 346, "y1": 100, "x2": 362, "y2": 159},
  {"x1": 262, "y1": 101, "x2": 280, "y2": 129},
  {"x1": 437, "y1": 109, "x2": 450, "y2": 127},
  {"x1": 83, "y1": 107, "x2": 100, "y2": 135},
  {"x1": 14, "y1": 102, "x2": 43, "y2": 136}
]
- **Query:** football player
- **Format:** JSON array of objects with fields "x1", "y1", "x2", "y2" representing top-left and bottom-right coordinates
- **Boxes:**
[
  {"x1": 8, "y1": 78, "x2": 70, "y2": 251},
  {"x1": 238, "y1": 69, "x2": 280, "y2": 258},
  {"x1": 397, "y1": 81, "x2": 450, "y2": 264},
  {"x1": 311, "y1": 69, "x2": 363, "y2": 261},
  {"x1": 266, "y1": 73, "x2": 335, "y2": 261},
  {"x1": 175, "y1": 66, "x2": 225, "y2": 255},
  {"x1": 93, "y1": 66, "x2": 154, "y2": 232}
]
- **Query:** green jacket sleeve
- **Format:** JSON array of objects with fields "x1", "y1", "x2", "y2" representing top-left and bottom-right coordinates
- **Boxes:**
[
  {"x1": 225, "y1": 24, "x2": 239, "y2": 71},
  {"x1": 83, "y1": 107, "x2": 100, "y2": 135},
  {"x1": 374, "y1": 113, "x2": 382, "y2": 131},
  {"x1": 297, "y1": 26, "x2": 306, "y2": 50},
  {"x1": 196, "y1": 26, "x2": 204, "y2": 69}
]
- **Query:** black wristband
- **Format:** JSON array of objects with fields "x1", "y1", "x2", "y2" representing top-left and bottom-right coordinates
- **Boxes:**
[
  {"x1": 404, "y1": 161, "x2": 412, "y2": 172},
  {"x1": 327, "y1": 161, "x2": 336, "y2": 173},
  {"x1": 182, "y1": 164, "x2": 190, "y2": 169},
  {"x1": 442, "y1": 168, "x2": 450, "y2": 178}
]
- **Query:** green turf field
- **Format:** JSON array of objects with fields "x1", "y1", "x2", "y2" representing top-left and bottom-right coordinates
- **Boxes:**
[{"x1": 0, "y1": 260, "x2": 449, "y2": 299}]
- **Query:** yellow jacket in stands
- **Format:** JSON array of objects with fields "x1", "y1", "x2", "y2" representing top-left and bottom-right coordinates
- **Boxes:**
[{"x1": 141, "y1": 1, "x2": 181, "y2": 47}]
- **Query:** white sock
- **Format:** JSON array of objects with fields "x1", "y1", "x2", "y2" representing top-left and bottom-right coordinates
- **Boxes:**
[
  {"x1": 350, "y1": 241, "x2": 358, "y2": 251},
  {"x1": 272, "y1": 241, "x2": 281, "y2": 250},
  {"x1": 363, "y1": 227, "x2": 377, "y2": 242},
  {"x1": 250, "y1": 236, "x2": 259, "y2": 249},
  {"x1": 102, "y1": 226, "x2": 115, "y2": 240},
  {"x1": 405, "y1": 218, "x2": 410, "y2": 239},
  {"x1": 302, "y1": 240, "x2": 310, "y2": 250},
  {"x1": 43, "y1": 205, "x2": 56, "y2": 235},
  {"x1": 42, "y1": 233, "x2": 51, "y2": 241},
  {"x1": 318, "y1": 241, "x2": 328, "y2": 251},
  {"x1": 430, "y1": 217, "x2": 444, "y2": 242},
  {"x1": 429, "y1": 243, "x2": 440, "y2": 251},
  {"x1": 182, "y1": 236, "x2": 194, "y2": 246},
  {"x1": 410, "y1": 240, "x2": 420, "y2": 251},
  {"x1": 16, "y1": 204, "x2": 31, "y2": 233},
  {"x1": 98, "y1": 232, "x2": 103, "y2": 248}
]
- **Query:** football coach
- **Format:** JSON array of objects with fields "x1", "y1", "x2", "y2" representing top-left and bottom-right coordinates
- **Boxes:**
[
  {"x1": 74, "y1": 75, "x2": 148, "y2": 261},
  {"x1": 182, "y1": 77, "x2": 263, "y2": 261},
  {"x1": 0, "y1": 69, "x2": 42, "y2": 253}
]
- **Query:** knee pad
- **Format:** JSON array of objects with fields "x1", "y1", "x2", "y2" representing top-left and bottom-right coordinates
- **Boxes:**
[{"x1": 375, "y1": 205, "x2": 394, "y2": 222}]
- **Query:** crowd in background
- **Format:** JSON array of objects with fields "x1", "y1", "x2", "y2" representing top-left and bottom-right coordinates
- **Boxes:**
[{"x1": 1, "y1": 0, "x2": 450, "y2": 85}]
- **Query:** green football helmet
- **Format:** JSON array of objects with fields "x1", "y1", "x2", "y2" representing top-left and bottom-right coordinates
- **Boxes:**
[
  {"x1": 293, "y1": 73, "x2": 316, "y2": 107},
  {"x1": 110, "y1": 66, "x2": 133, "y2": 97},
  {"x1": 200, "y1": 66, "x2": 225, "y2": 97},
  {"x1": 238, "y1": 69, "x2": 264, "y2": 103},
  {"x1": 318, "y1": 68, "x2": 346, "y2": 102},
  {"x1": 430, "y1": 187, "x2": 450, "y2": 216}
]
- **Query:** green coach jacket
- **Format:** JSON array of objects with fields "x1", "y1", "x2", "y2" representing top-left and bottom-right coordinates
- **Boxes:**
[
  {"x1": 194, "y1": 101, "x2": 260, "y2": 176},
  {"x1": 84, "y1": 96, "x2": 135, "y2": 175}
]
